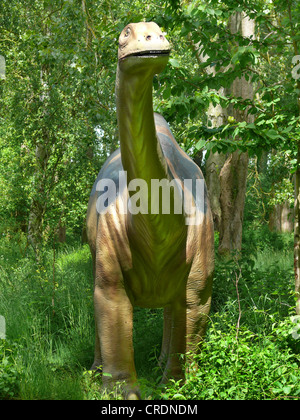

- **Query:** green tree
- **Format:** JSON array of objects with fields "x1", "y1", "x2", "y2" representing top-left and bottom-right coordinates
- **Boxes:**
[
  {"x1": 163, "y1": 0, "x2": 299, "y2": 308},
  {"x1": 1, "y1": 0, "x2": 299, "y2": 310},
  {"x1": 0, "y1": 0, "x2": 116, "y2": 252}
]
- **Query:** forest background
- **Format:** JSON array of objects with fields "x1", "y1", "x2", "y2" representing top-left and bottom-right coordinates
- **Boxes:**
[{"x1": 1, "y1": 0, "x2": 300, "y2": 400}]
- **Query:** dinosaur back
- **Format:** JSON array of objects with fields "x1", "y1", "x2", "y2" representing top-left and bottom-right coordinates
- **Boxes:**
[{"x1": 90, "y1": 113, "x2": 208, "y2": 215}]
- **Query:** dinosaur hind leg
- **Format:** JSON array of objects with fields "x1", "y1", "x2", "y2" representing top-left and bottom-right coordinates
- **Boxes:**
[
  {"x1": 158, "y1": 307, "x2": 170, "y2": 368},
  {"x1": 161, "y1": 300, "x2": 186, "y2": 384}
]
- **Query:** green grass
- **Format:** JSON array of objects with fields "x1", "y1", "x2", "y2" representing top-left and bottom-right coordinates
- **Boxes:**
[
  {"x1": 0, "y1": 228, "x2": 299, "y2": 400},
  {"x1": 0, "y1": 235, "x2": 94, "y2": 399}
]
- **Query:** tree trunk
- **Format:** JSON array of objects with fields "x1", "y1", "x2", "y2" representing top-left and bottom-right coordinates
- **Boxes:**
[
  {"x1": 269, "y1": 201, "x2": 294, "y2": 233},
  {"x1": 27, "y1": 132, "x2": 49, "y2": 253},
  {"x1": 206, "y1": 151, "x2": 226, "y2": 231},
  {"x1": 219, "y1": 150, "x2": 249, "y2": 255},
  {"x1": 0, "y1": 55, "x2": 5, "y2": 80},
  {"x1": 188, "y1": 37, "x2": 227, "y2": 231},
  {"x1": 287, "y1": 0, "x2": 300, "y2": 315},
  {"x1": 294, "y1": 147, "x2": 300, "y2": 314},
  {"x1": 27, "y1": 67, "x2": 50, "y2": 254},
  {"x1": 218, "y1": 12, "x2": 254, "y2": 256},
  {"x1": 205, "y1": 99, "x2": 227, "y2": 231}
]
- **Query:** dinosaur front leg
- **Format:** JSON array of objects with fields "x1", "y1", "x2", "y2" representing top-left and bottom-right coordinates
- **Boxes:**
[
  {"x1": 91, "y1": 320, "x2": 102, "y2": 371},
  {"x1": 93, "y1": 283, "x2": 139, "y2": 399}
]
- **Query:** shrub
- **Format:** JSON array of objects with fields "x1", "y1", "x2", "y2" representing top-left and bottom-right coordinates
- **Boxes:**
[
  {"x1": 0, "y1": 341, "x2": 23, "y2": 400},
  {"x1": 162, "y1": 316, "x2": 300, "y2": 400}
]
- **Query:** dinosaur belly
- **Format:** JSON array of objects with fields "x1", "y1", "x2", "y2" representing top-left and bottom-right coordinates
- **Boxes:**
[
  {"x1": 122, "y1": 226, "x2": 190, "y2": 308},
  {"x1": 123, "y1": 255, "x2": 189, "y2": 308}
]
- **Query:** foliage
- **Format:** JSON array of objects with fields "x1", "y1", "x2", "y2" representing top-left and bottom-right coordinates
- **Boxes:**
[
  {"x1": 0, "y1": 341, "x2": 22, "y2": 400},
  {"x1": 162, "y1": 316, "x2": 300, "y2": 400},
  {"x1": 0, "y1": 227, "x2": 299, "y2": 400},
  {"x1": 161, "y1": 228, "x2": 300, "y2": 400},
  {"x1": 244, "y1": 156, "x2": 294, "y2": 228},
  {"x1": 151, "y1": 0, "x2": 299, "y2": 169},
  {"x1": 1, "y1": 0, "x2": 299, "y2": 241},
  {"x1": 1, "y1": 0, "x2": 300, "y2": 401}
]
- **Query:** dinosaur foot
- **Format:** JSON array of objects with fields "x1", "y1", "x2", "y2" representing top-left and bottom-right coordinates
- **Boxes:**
[
  {"x1": 90, "y1": 362, "x2": 141, "y2": 399},
  {"x1": 100, "y1": 374, "x2": 141, "y2": 400},
  {"x1": 90, "y1": 360, "x2": 103, "y2": 372},
  {"x1": 100, "y1": 381, "x2": 141, "y2": 400},
  {"x1": 160, "y1": 366, "x2": 185, "y2": 387}
]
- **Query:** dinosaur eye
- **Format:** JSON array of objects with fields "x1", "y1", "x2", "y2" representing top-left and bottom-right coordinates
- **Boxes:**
[{"x1": 124, "y1": 27, "x2": 131, "y2": 38}]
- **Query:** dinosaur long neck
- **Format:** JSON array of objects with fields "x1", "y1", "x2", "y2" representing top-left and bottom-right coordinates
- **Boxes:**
[
  {"x1": 115, "y1": 63, "x2": 186, "y2": 250},
  {"x1": 116, "y1": 65, "x2": 168, "y2": 184}
]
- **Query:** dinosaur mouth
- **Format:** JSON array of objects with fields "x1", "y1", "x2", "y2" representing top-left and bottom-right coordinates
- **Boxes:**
[{"x1": 120, "y1": 50, "x2": 171, "y2": 61}]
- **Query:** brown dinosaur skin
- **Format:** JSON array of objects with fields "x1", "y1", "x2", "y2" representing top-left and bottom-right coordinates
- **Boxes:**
[{"x1": 86, "y1": 22, "x2": 214, "y2": 399}]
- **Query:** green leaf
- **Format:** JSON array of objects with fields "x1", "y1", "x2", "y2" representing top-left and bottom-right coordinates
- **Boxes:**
[
  {"x1": 163, "y1": 86, "x2": 171, "y2": 100},
  {"x1": 169, "y1": 58, "x2": 180, "y2": 68},
  {"x1": 102, "y1": 372, "x2": 112, "y2": 378},
  {"x1": 247, "y1": 123, "x2": 256, "y2": 129},
  {"x1": 195, "y1": 139, "x2": 206, "y2": 150},
  {"x1": 265, "y1": 129, "x2": 282, "y2": 140},
  {"x1": 282, "y1": 386, "x2": 292, "y2": 395},
  {"x1": 172, "y1": 393, "x2": 186, "y2": 399}
]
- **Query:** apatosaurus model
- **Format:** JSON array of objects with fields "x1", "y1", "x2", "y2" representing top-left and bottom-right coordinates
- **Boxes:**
[{"x1": 86, "y1": 22, "x2": 214, "y2": 399}]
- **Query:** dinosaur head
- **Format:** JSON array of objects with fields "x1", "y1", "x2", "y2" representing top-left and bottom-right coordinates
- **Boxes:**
[{"x1": 118, "y1": 22, "x2": 171, "y2": 74}]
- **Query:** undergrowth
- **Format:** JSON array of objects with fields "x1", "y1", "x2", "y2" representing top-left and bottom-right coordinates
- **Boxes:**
[
  {"x1": 0, "y1": 227, "x2": 299, "y2": 400},
  {"x1": 161, "y1": 316, "x2": 300, "y2": 400}
]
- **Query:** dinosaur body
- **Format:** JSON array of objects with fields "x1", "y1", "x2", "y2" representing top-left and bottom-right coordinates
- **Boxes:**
[{"x1": 86, "y1": 22, "x2": 214, "y2": 399}]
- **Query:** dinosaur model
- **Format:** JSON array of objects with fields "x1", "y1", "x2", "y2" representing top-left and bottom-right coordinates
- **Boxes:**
[{"x1": 86, "y1": 22, "x2": 214, "y2": 399}]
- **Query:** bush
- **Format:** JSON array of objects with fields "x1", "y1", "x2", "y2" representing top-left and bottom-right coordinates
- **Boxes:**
[
  {"x1": 0, "y1": 341, "x2": 23, "y2": 399},
  {"x1": 162, "y1": 315, "x2": 300, "y2": 400}
]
